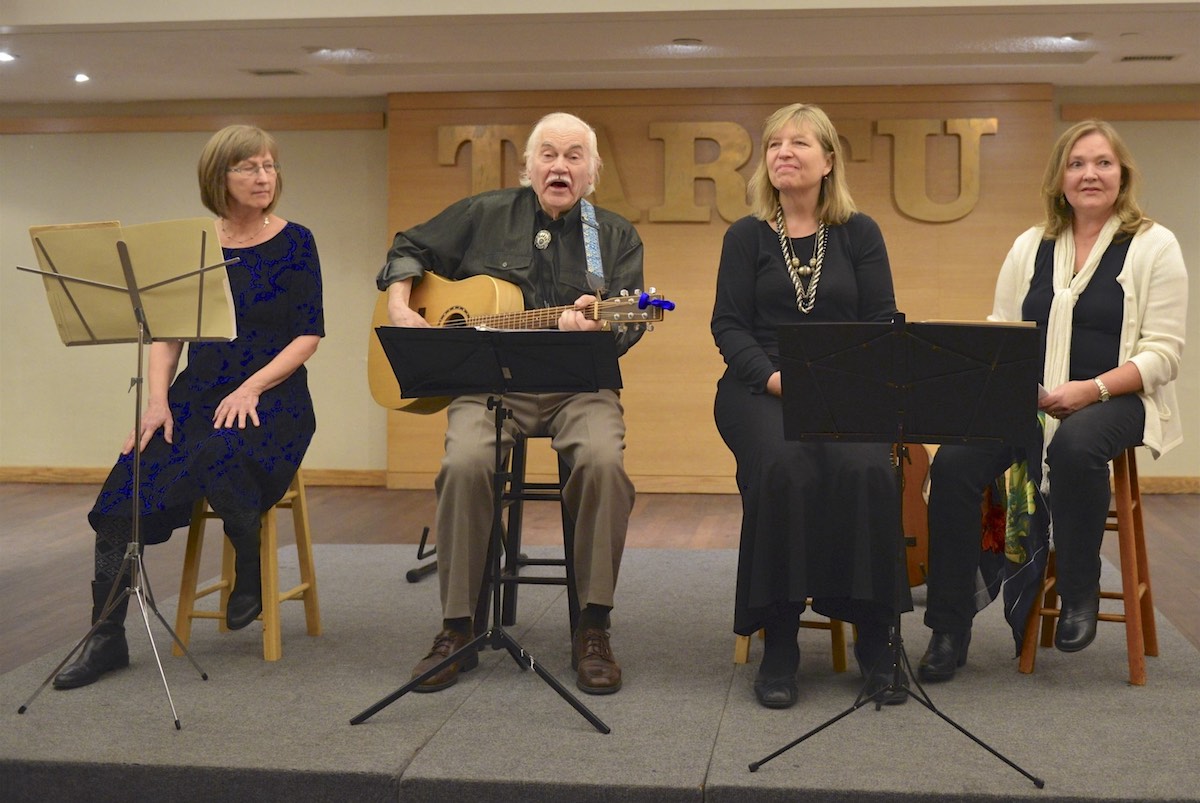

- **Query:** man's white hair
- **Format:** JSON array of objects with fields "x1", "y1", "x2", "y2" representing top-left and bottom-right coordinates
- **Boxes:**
[{"x1": 519, "y1": 112, "x2": 602, "y2": 195}]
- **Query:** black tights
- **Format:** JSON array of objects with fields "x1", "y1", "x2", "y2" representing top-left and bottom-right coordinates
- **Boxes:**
[
  {"x1": 92, "y1": 491, "x2": 262, "y2": 586},
  {"x1": 93, "y1": 518, "x2": 129, "y2": 585}
]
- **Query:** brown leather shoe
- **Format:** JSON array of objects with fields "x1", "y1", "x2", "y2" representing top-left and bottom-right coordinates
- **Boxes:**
[
  {"x1": 411, "y1": 628, "x2": 478, "y2": 693},
  {"x1": 572, "y1": 626, "x2": 622, "y2": 695}
]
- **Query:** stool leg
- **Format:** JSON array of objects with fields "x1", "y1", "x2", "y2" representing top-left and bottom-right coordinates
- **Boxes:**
[
  {"x1": 500, "y1": 440, "x2": 526, "y2": 628},
  {"x1": 1019, "y1": 560, "x2": 1054, "y2": 675},
  {"x1": 1113, "y1": 453, "x2": 1146, "y2": 685},
  {"x1": 1038, "y1": 552, "x2": 1058, "y2": 648},
  {"x1": 733, "y1": 634, "x2": 751, "y2": 664},
  {"x1": 260, "y1": 508, "x2": 282, "y2": 662},
  {"x1": 289, "y1": 474, "x2": 321, "y2": 637},
  {"x1": 173, "y1": 501, "x2": 208, "y2": 657},
  {"x1": 219, "y1": 535, "x2": 236, "y2": 634},
  {"x1": 829, "y1": 619, "x2": 847, "y2": 674},
  {"x1": 1127, "y1": 452, "x2": 1157, "y2": 658}
]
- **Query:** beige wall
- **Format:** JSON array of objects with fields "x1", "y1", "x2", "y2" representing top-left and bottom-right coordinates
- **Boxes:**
[
  {"x1": 380, "y1": 85, "x2": 1057, "y2": 491},
  {"x1": 1, "y1": 88, "x2": 1196, "y2": 489},
  {"x1": 0, "y1": 126, "x2": 391, "y2": 480}
]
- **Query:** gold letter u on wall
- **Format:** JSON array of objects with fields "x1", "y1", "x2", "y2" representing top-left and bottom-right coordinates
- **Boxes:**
[{"x1": 878, "y1": 117, "x2": 999, "y2": 222}]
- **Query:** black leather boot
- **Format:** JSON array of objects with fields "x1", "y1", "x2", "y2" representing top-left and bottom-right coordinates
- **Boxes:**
[
  {"x1": 917, "y1": 630, "x2": 971, "y2": 683},
  {"x1": 54, "y1": 581, "x2": 131, "y2": 689},
  {"x1": 226, "y1": 525, "x2": 263, "y2": 631},
  {"x1": 1055, "y1": 592, "x2": 1100, "y2": 653},
  {"x1": 753, "y1": 609, "x2": 801, "y2": 709}
]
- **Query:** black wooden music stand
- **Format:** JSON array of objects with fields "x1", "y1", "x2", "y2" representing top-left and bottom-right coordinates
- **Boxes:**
[
  {"x1": 749, "y1": 314, "x2": 1045, "y2": 788},
  {"x1": 351, "y1": 326, "x2": 621, "y2": 733}
]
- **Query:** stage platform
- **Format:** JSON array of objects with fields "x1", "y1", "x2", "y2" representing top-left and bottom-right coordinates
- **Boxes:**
[{"x1": 2, "y1": 546, "x2": 1198, "y2": 802}]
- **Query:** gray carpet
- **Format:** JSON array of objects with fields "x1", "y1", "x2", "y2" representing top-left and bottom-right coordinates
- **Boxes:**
[{"x1": 1, "y1": 546, "x2": 1198, "y2": 802}]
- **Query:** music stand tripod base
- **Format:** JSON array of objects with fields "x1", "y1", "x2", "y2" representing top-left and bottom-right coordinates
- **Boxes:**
[
  {"x1": 352, "y1": 328, "x2": 621, "y2": 733},
  {"x1": 750, "y1": 317, "x2": 1044, "y2": 788},
  {"x1": 16, "y1": 219, "x2": 231, "y2": 727},
  {"x1": 16, "y1": 335, "x2": 212, "y2": 729}
]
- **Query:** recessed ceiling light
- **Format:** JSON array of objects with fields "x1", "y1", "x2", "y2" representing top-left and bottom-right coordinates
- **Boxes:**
[
  {"x1": 0, "y1": 52, "x2": 16, "y2": 63},
  {"x1": 74, "y1": 73, "x2": 90, "y2": 83},
  {"x1": 658, "y1": 38, "x2": 709, "y2": 56},
  {"x1": 304, "y1": 46, "x2": 374, "y2": 62},
  {"x1": 244, "y1": 68, "x2": 306, "y2": 77}
]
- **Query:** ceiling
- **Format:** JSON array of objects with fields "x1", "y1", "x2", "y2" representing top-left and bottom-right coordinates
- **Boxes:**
[{"x1": 0, "y1": 5, "x2": 1197, "y2": 107}]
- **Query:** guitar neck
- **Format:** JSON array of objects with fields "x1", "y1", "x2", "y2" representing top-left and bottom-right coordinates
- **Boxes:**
[{"x1": 460, "y1": 303, "x2": 593, "y2": 330}]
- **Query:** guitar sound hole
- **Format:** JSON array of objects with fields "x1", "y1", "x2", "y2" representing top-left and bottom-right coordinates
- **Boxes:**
[{"x1": 439, "y1": 307, "x2": 469, "y2": 327}]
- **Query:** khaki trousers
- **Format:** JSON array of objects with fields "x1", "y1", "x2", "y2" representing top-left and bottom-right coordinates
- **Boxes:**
[{"x1": 434, "y1": 390, "x2": 635, "y2": 620}]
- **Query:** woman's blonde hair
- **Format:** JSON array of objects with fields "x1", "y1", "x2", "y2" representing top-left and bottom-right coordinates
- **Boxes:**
[
  {"x1": 197, "y1": 125, "x2": 282, "y2": 218},
  {"x1": 747, "y1": 103, "x2": 856, "y2": 224},
  {"x1": 1040, "y1": 119, "x2": 1145, "y2": 239}
]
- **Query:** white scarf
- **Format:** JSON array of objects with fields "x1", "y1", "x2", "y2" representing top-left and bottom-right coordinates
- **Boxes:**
[{"x1": 1039, "y1": 214, "x2": 1122, "y2": 493}]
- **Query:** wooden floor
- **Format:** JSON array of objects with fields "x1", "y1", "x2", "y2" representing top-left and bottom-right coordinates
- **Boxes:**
[{"x1": 1, "y1": 483, "x2": 1195, "y2": 677}]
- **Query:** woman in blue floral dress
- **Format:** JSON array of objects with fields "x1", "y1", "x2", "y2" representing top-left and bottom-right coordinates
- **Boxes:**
[{"x1": 55, "y1": 125, "x2": 324, "y2": 689}]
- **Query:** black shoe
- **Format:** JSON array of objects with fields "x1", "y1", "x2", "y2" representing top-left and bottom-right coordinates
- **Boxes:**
[
  {"x1": 753, "y1": 614, "x2": 801, "y2": 709},
  {"x1": 854, "y1": 638, "x2": 908, "y2": 706},
  {"x1": 1055, "y1": 594, "x2": 1100, "y2": 653},
  {"x1": 753, "y1": 670, "x2": 799, "y2": 709},
  {"x1": 863, "y1": 665, "x2": 910, "y2": 705},
  {"x1": 917, "y1": 631, "x2": 971, "y2": 683},
  {"x1": 225, "y1": 521, "x2": 263, "y2": 631},
  {"x1": 54, "y1": 581, "x2": 131, "y2": 690},
  {"x1": 226, "y1": 561, "x2": 263, "y2": 631}
]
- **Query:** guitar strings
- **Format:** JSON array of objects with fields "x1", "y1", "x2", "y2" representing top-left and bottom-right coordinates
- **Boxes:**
[{"x1": 434, "y1": 299, "x2": 642, "y2": 329}]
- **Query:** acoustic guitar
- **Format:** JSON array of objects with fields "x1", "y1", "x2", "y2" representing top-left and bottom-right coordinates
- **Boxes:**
[{"x1": 367, "y1": 273, "x2": 675, "y2": 413}]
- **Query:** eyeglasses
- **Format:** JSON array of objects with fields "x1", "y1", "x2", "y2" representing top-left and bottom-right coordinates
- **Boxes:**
[{"x1": 227, "y1": 162, "x2": 279, "y2": 176}]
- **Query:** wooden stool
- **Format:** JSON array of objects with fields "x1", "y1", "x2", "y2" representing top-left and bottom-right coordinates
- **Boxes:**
[
  {"x1": 733, "y1": 602, "x2": 849, "y2": 673},
  {"x1": 172, "y1": 470, "x2": 321, "y2": 661},
  {"x1": 1018, "y1": 447, "x2": 1157, "y2": 684}
]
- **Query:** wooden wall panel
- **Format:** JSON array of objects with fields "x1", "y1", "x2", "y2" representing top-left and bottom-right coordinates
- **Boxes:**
[{"x1": 382, "y1": 86, "x2": 1055, "y2": 492}]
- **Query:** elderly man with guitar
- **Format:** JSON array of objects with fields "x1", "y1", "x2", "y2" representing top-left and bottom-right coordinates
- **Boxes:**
[{"x1": 375, "y1": 112, "x2": 649, "y2": 696}]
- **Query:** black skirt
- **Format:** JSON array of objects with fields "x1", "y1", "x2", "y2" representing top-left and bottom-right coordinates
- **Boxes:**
[{"x1": 715, "y1": 371, "x2": 911, "y2": 635}]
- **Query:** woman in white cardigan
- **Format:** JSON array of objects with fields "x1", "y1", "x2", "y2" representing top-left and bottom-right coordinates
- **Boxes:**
[{"x1": 917, "y1": 120, "x2": 1188, "y2": 683}]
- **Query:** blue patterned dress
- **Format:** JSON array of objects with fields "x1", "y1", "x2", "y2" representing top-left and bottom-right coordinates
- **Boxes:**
[{"x1": 89, "y1": 222, "x2": 324, "y2": 544}]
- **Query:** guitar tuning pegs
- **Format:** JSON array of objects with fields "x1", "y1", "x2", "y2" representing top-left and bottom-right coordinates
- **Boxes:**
[
  {"x1": 619, "y1": 289, "x2": 630, "y2": 297},
  {"x1": 648, "y1": 287, "x2": 657, "y2": 294},
  {"x1": 638, "y1": 292, "x2": 677, "y2": 311},
  {"x1": 646, "y1": 323, "x2": 655, "y2": 332}
]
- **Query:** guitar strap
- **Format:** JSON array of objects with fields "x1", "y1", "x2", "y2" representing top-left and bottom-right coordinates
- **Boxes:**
[{"x1": 580, "y1": 198, "x2": 606, "y2": 294}]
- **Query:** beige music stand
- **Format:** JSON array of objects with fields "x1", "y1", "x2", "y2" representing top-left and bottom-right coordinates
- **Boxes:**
[
  {"x1": 15, "y1": 217, "x2": 236, "y2": 728},
  {"x1": 24, "y1": 218, "x2": 235, "y2": 345}
]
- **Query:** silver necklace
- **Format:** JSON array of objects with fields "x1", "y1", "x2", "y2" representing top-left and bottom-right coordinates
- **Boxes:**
[
  {"x1": 221, "y1": 215, "x2": 269, "y2": 245},
  {"x1": 775, "y1": 205, "x2": 826, "y2": 314}
]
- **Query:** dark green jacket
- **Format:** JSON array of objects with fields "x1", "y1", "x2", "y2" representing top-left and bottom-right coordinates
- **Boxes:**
[{"x1": 377, "y1": 186, "x2": 645, "y2": 356}]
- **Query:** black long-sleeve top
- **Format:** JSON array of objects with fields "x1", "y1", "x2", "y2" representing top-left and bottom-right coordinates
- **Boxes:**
[{"x1": 711, "y1": 212, "x2": 897, "y2": 392}]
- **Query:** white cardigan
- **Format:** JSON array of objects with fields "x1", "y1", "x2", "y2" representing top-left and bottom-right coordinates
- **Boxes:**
[{"x1": 988, "y1": 222, "x2": 1188, "y2": 458}]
